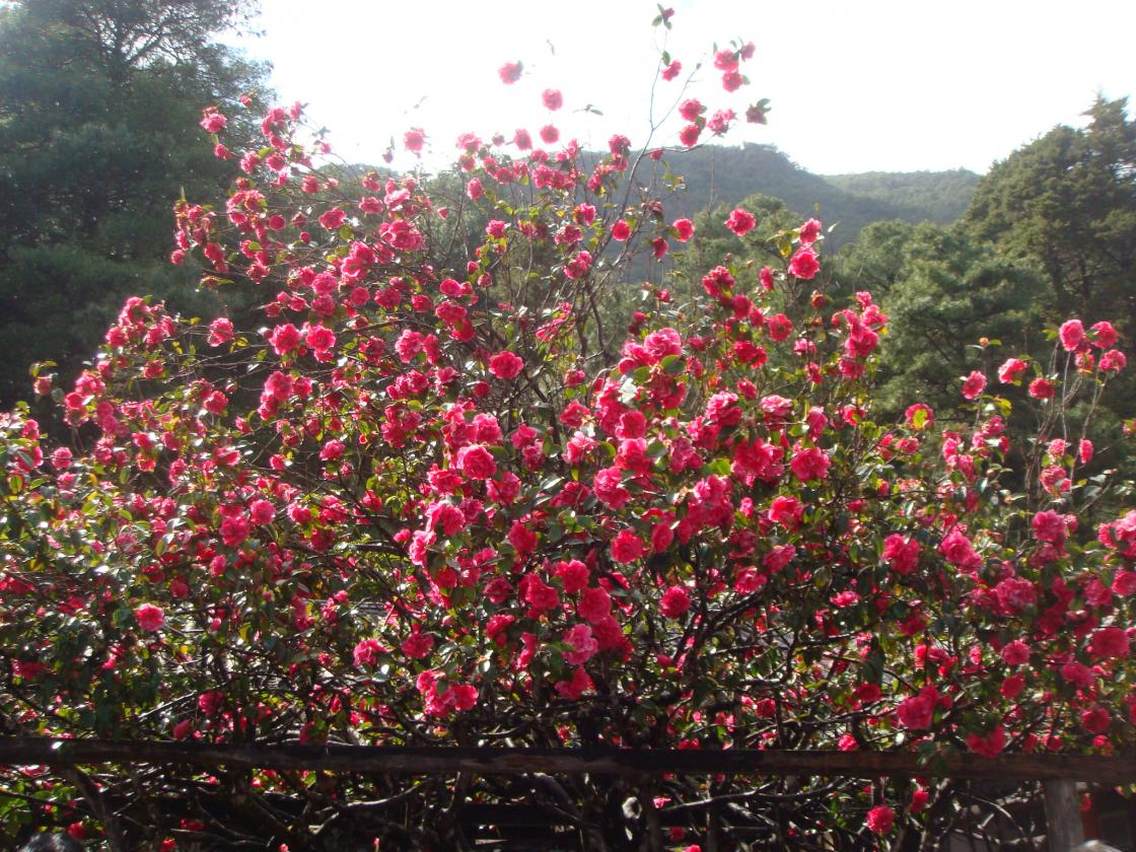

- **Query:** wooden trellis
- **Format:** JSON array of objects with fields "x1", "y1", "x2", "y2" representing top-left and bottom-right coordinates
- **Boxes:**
[{"x1": 3, "y1": 738, "x2": 1132, "y2": 850}]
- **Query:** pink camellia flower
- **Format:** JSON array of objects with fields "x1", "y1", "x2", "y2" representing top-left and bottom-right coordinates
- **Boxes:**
[
  {"x1": 789, "y1": 446, "x2": 830, "y2": 482},
  {"x1": 611, "y1": 529, "x2": 646, "y2": 563},
  {"x1": 611, "y1": 219, "x2": 631, "y2": 241},
  {"x1": 768, "y1": 495, "x2": 804, "y2": 528},
  {"x1": 135, "y1": 604, "x2": 165, "y2": 632},
  {"x1": 1031, "y1": 510, "x2": 1067, "y2": 544},
  {"x1": 1100, "y1": 349, "x2": 1127, "y2": 373},
  {"x1": 896, "y1": 689, "x2": 935, "y2": 730},
  {"x1": 883, "y1": 534, "x2": 920, "y2": 575},
  {"x1": 997, "y1": 357, "x2": 1028, "y2": 384},
  {"x1": 456, "y1": 444, "x2": 497, "y2": 480},
  {"x1": 353, "y1": 638, "x2": 384, "y2": 669},
  {"x1": 488, "y1": 350, "x2": 524, "y2": 380},
  {"x1": 564, "y1": 250, "x2": 593, "y2": 280},
  {"x1": 672, "y1": 218, "x2": 694, "y2": 241},
  {"x1": 401, "y1": 630, "x2": 435, "y2": 660},
  {"x1": 725, "y1": 207, "x2": 756, "y2": 237},
  {"x1": 798, "y1": 218, "x2": 822, "y2": 245},
  {"x1": 1079, "y1": 439, "x2": 1094, "y2": 464},
  {"x1": 679, "y1": 123, "x2": 701, "y2": 147},
  {"x1": 249, "y1": 499, "x2": 274, "y2": 526},
  {"x1": 563, "y1": 624, "x2": 598, "y2": 665},
  {"x1": 319, "y1": 439, "x2": 345, "y2": 462},
  {"x1": 513, "y1": 128, "x2": 532, "y2": 150},
  {"x1": 199, "y1": 108, "x2": 227, "y2": 134},
  {"x1": 1059, "y1": 319, "x2": 1085, "y2": 351},
  {"x1": 961, "y1": 370, "x2": 987, "y2": 400},
  {"x1": 1091, "y1": 320, "x2": 1118, "y2": 349},
  {"x1": 866, "y1": 805, "x2": 895, "y2": 836},
  {"x1": 940, "y1": 528, "x2": 981, "y2": 571},
  {"x1": 993, "y1": 576, "x2": 1036, "y2": 614},
  {"x1": 787, "y1": 246, "x2": 819, "y2": 279},
  {"x1": 207, "y1": 317, "x2": 234, "y2": 347},
  {"x1": 304, "y1": 323, "x2": 336, "y2": 357},
  {"x1": 268, "y1": 323, "x2": 302, "y2": 356},
  {"x1": 555, "y1": 560, "x2": 589, "y2": 594},
  {"x1": 498, "y1": 61, "x2": 523, "y2": 84},
  {"x1": 403, "y1": 127, "x2": 426, "y2": 153},
  {"x1": 541, "y1": 89, "x2": 563, "y2": 110},
  {"x1": 721, "y1": 70, "x2": 744, "y2": 92},
  {"x1": 539, "y1": 124, "x2": 559, "y2": 145},
  {"x1": 678, "y1": 98, "x2": 703, "y2": 122},
  {"x1": 661, "y1": 59, "x2": 682, "y2": 81},
  {"x1": 660, "y1": 585, "x2": 691, "y2": 618},
  {"x1": 578, "y1": 586, "x2": 612, "y2": 624}
]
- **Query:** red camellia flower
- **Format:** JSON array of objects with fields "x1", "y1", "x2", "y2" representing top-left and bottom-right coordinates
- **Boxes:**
[
  {"x1": 456, "y1": 444, "x2": 496, "y2": 480},
  {"x1": 798, "y1": 218, "x2": 822, "y2": 245},
  {"x1": 787, "y1": 246, "x2": 819, "y2": 279},
  {"x1": 961, "y1": 370, "x2": 987, "y2": 400},
  {"x1": 1088, "y1": 626, "x2": 1130, "y2": 659},
  {"x1": 724, "y1": 207, "x2": 756, "y2": 237},
  {"x1": 965, "y1": 725, "x2": 1006, "y2": 758},
  {"x1": 1091, "y1": 320, "x2": 1118, "y2": 348},
  {"x1": 896, "y1": 688, "x2": 936, "y2": 730},
  {"x1": 789, "y1": 446, "x2": 830, "y2": 482},
  {"x1": 660, "y1": 585, "x2": 691, "y2": 618},
  {"x1": 883, "y1": 534, "x2": 920, "y2": 575},
  {"x1": 135, "y1": 604, "x2": 165, "y2": 632},
  {"x1": 866, "y1": 805, "x2": 894, "y2": 836},
  {"x1": 1029, "y1": 377, "x2": 1055, "y2": 399},
  {"x1": 9, "y1": 17, "x2": 1136, "y2": 840},
  {"x1": 998, "y1": 357, "x2": 1028, "y2": 383},
  {"x1": 488, "y1": 351, "x2": 524, "y2": 380},
  {"x1": 610, "y1": 529, "x2": 645, "y2": 563}
]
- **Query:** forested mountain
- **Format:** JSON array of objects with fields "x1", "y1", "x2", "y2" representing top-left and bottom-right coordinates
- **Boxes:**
[
  {"x1": 658, "y1": 144, "x2": 980, "y2": 249},
  {"x1": 824, "y1": 169, "x2": 980, "y2": 223}
]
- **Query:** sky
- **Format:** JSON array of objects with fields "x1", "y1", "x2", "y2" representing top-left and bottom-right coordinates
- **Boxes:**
[{"x1": 228, "y1": 0, "x2": 1136, "y2": 176}]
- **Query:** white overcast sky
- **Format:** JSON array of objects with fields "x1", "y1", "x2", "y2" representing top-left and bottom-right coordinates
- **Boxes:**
[{"x1": 229, "y1": 0, "x2": 1136, "y2": 175}]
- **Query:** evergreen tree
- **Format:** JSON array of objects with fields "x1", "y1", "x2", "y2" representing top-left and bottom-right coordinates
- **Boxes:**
[{"x1": 0, "y1": 0, "x2": 267, "y2": 406}]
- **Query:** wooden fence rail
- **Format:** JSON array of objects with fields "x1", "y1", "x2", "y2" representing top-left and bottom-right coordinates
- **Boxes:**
[{"x1": 0, "y1": 737, "x2": 1132, "y2": 783}]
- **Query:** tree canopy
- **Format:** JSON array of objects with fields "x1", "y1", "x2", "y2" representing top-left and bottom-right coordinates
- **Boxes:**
[{"x1": 0, "y1": 0, "x2": 267, "y2": 408}]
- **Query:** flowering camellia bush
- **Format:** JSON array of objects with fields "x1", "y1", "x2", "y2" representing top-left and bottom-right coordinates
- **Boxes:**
[{"x1": 0, "y1": 11, "x2": 1133, "y2": 850}]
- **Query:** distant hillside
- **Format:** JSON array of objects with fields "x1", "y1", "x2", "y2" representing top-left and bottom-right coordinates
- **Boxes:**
[
  {"x1": 657, "y1": 144, "x2": 981, "y2": 249},
  {"x1": 823, "y1": 170, "x2": 981, "y2": 224}
]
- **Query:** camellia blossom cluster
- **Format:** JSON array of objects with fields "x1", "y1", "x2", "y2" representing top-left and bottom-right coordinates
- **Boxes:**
[{"x1": 0, "y1": 12, "x2": 1133, "y2": 850}]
